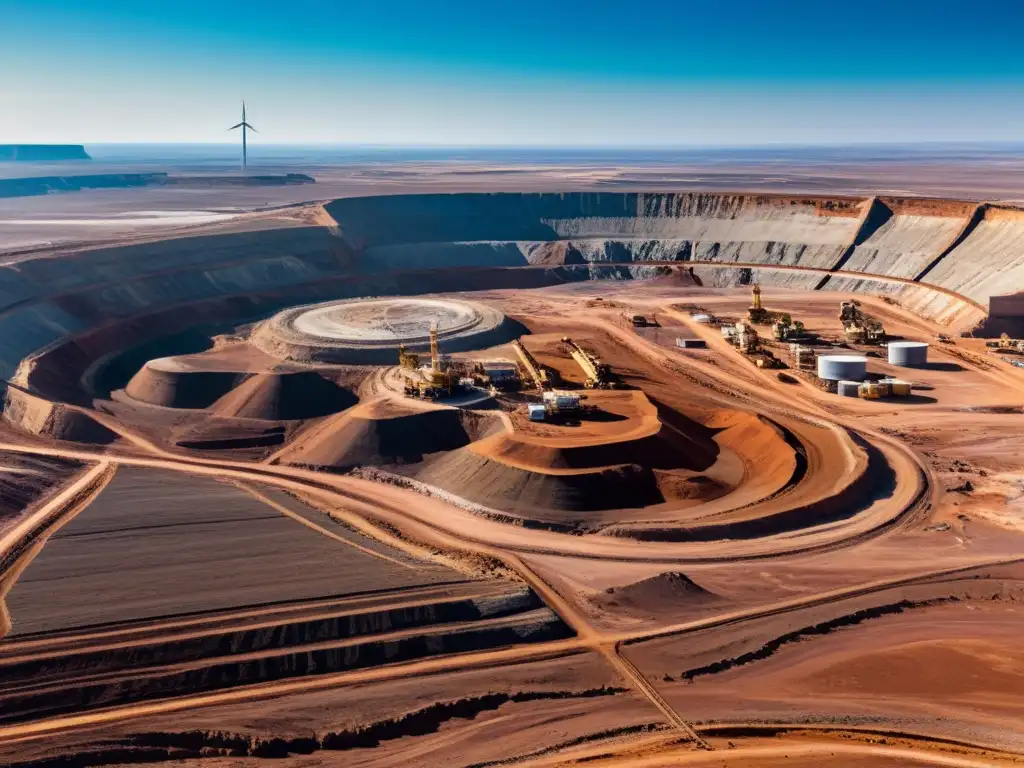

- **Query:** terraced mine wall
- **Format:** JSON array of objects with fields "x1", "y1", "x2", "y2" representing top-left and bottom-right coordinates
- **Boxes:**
[{"x1": 0, "y1": 192, "x2": 1010, "y2": 420}]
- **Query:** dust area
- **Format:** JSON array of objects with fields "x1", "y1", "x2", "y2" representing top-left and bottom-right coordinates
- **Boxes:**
[{"x1": 3, "y1": 466, "x2": 460, "y2": 635}]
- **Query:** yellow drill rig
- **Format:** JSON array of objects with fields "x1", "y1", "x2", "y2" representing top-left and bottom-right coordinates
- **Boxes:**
[
  {"x1": 511, "y1": 339, "x2": 553, "y2": 392},
  {"x1": 561, "y1": 337, "x2": 613, "y2": 388},
  {"x1": 748, "y1": 283, "x2": 770, "y2": 323}
]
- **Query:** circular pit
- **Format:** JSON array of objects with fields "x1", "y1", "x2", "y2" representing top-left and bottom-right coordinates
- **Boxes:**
[{"x1": 252, "y1": 296, "x2": 516, "y2": 364}]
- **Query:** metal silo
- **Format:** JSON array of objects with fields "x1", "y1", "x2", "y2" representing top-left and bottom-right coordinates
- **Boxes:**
[
  {"x1": 817, "y1": 354, "x2": 867, "y2": 381},
  {"x1": 887, "y1": 341, "x2": 929, "y2": 367}
]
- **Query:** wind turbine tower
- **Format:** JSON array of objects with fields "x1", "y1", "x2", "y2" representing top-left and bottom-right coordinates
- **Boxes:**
[{"x1": 228, "y1": 102, "x2": 258, "y2": 170}]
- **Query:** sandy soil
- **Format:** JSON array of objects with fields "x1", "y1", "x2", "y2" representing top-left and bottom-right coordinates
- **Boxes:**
[{"x1": 4, "y1": 466, "x2": 462, "y2": 635}]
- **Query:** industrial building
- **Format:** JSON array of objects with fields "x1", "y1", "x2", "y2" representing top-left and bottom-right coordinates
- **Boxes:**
[{"x1": 676, "y1": 337, "x2": 708, "y2": 349}]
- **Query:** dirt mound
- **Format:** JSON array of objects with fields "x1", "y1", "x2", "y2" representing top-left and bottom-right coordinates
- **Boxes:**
[
  {"x1": 474, "y1": 390, "x2": 720, "y2": 474},
  {"x1": 124, "y1": 361, "x2": 243, "y2": 409},
  {"x1": 209, "y1": 372, "x2": 356, "y2": 421},
  {"x1": 473, "y1": 422, "x2": 717, "y2": 473},
  {"x1": 602, "y1": 572, "x2": 719, "y2": 607},
  {"x1": 593, "y1": 572, "x2": 728, "y2": 623},
  {"x1": 412, "y1": 448, "x2": 666, "y2": 519},
  {"x1": 277, "y1": 400, "x2": 503, "y2": 469}
]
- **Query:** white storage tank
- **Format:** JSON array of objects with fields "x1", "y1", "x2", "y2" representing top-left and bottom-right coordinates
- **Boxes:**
[
  {"x1": 817, "y1": 354, "x2": 867, "y2": 381},
  {"x1": 837, "y1": 380, "x2": 861, "y2": 397},
  {"x1": 888, "y1": 341, "x2": 929, "y2": 367}
]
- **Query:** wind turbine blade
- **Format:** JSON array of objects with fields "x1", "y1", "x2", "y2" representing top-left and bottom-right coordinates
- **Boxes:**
[
  {"x1": 228, "y1": 122, "x2": 244, "y2": 130},
  {"x1": 244, "y1": 123, "x2": 259, "y2": 134}
]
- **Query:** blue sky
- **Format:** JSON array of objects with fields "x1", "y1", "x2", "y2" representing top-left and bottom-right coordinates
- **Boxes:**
[{"x1": 3, "y1": 0, "x2": 1024, "y2": 145}]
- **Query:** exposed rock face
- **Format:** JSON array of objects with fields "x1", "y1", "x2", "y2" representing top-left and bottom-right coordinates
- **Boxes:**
[{"x1": 0, "y1": 192, "x2": 1003, "y2": 413}]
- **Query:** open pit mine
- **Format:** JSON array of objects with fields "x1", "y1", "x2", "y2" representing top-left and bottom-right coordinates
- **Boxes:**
[{"x1": 4, "y1": 192, "x2": 1024, "y2": 767}]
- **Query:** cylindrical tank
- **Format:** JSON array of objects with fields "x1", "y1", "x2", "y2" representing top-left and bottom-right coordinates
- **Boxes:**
[
  {"x1": 888, "y1": 341, "x2": 928, "y2": 367},
  {"x1": 837, "y1": 380, "x2": 860, "y2": 397},
  {"x1": 817, "y1": 354, "x2": 868, "y2": 381}
]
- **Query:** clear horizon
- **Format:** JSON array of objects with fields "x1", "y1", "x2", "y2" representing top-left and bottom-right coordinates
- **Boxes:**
[{"x1": 4, "y1": 0, "x2": 1024, "y2": 146}]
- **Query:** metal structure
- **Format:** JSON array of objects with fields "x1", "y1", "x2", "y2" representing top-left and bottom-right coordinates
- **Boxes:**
[
  {"x1": 561, "y1": 337, "x2": 612, "y2": 388},
  {"x1": 543, "y1": 390, "x2": 582, "y2": 412},
  {"x1": 840, "y1": 300, "x2": 885, "y2": 344},
  {"x1": 748, "y1": 283, "x2": 769, "y2": 323},
  {"x1": 429, "y1": 323, "x2": 441, "y2": 372},
  {"x1": 511, "y1": 339, "x2": 551, "y2": 392},
  {"x1": 772, "y1": 314, "x2": 805, "y2": 341},
  {"x1": 817, "y1": 354, "x2": 867, "y2": 381},
  {"x1": 859, "y1": 380, "x2": 891, "y2": 399},
  {"x1": 837, "y1": 380, "x2": 860, "y2": 397},
  {"x1": 887, "y1": 341, "x2": 929, "y2": 367},
  {"x1": 792, "y1": 345, "x2": 816, "y2": 371},
  {"x1": 882, "y1": 378, "x2": 912, "y2": 397},
  {"x1": 228, "y1": 102, "x2": 258, "y2": 169},
  {"x1": 733, "y1": 322, "x2": 760, "y2": 354},
  {"x1": 398, "y1": 344, "x2": 419, "y2": 370},
  {"x1": 676, "y1": 338, "x2": 707, "y2": 349}
]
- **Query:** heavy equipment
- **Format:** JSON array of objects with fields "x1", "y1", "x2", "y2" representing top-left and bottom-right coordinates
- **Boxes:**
[
  {"x1": 398, "y1": 344, "x2": 419, "y2": 371},
  {"x1": 748, "y1": 283, "x2": 770, "y2": 323},
  {"x1": 733, "y1": 322, "x2": 760, "y2": 354},
  {"x1": 840, "y1": 300, "x2": 885, "y2": 344},
  {"x1": 561, "y1": 337, "x2": 613, "y2": 388},
  {"x1": 511, "y1": 339, "x2": 553, "y2": 392},
  {"x1": 403, "y1": 323, "x2": 458, "y2": 398}
]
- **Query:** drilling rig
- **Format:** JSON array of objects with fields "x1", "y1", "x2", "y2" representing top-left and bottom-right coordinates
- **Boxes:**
[
  {"x1": 403, "y1": 323, "x2": 457, "y2": 398},
  {"x1": 511, "y1": 339, "x2": 553, "y2": 392},
  {"x1": 748, "y1": 283, "x2": 770, "y2": 323},
  {"x1": 561, "y1": 337, "x2": 613, "y2": 388}
]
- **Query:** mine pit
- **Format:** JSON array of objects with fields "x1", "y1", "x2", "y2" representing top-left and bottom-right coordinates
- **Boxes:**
[{"x1": 2, "y1": 191, "x2": 1024, "y2": 767}]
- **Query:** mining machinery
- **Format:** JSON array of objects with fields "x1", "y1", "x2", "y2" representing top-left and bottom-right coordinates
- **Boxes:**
[
  {"x1": 733, "y1": 322, "x2": 761, "y2": 354},
  {"x1": 748, "y1": 283, "x2": 770, "y2": 323},
  {"x1": 772, "y1": 316, "x2": 806, "y2": 341},
  {"x1": 840, "y1": 300, "x2": 885, "y2": 344},
  {"x1": 404, "y1": 323, "x2": 458, "y2": 398},
  {"x1": 987, "y1": 333, "x2": 1024, "y2": 353},
  {"x1": 511, "y1": 339, "x2": 553, "y2": 392},
  {"x1": 561, "y1": 337, "x2": 613, "y2": 388},
  {"x1": 398, "y1": 344, "x2": 420, "y2": 371}
]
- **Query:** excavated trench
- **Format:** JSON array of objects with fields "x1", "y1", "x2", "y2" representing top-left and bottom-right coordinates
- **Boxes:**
[
  {"x1": 0, "y1": 590, "x2": 571, "y2": 725},
  {"x1": 4, "y1": 687, "x2": 628, "y2": 767}
]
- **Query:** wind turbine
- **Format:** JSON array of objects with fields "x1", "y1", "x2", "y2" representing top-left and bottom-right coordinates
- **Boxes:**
[{"x1": 228, "y1": 102, "x2": 258, "y2": 169}]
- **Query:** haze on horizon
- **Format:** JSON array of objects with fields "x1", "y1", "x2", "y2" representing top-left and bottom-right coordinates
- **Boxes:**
[{"x1": 3, "y1": 0, "x2": 1024, "y2": 147}]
